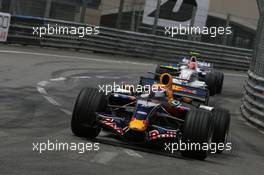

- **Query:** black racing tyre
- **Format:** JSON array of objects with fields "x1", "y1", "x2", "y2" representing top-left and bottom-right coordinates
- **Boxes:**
[
  {"x1": 205, "y1": 72, "x2": 216, "y2": 96},
  {"x1": 154, "y1": 64, "x2": 166, "y2": 80},
  {"x1": 214, "y1": 71, "x2": 224, "y2": 94},
  {"x1": 139, "y1": 77, "x2": 143, "y2": 86},
  {"x1": 71, "y1": 87, "x2": 107, "y2": 138},
  {"x1": 181, "y1": 109, "x2": 213, "y2": 160},
  {"x1": 212, "y1": 108, "x2": 231, "y2": 153}
]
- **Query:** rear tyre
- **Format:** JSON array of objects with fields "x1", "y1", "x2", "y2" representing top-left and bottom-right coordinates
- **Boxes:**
[
  {"x1": 212, "y1": 108, "x2": 231, "y2": 153},
  {"x1": 181, "y1": 109, "x2": 213, "y2": 160},
  {"x1": 71, "y1": 87, "x2": 107, "y2": 138},
  {"x1": 154, "y1": 64, "x2": 166, "y2": 80},
  {"x1": 214, "y1": 71, "x2": 224, "y2": 94},
  {"x1": 205, "y1": 72, "x2": 216, "y2": 96}
]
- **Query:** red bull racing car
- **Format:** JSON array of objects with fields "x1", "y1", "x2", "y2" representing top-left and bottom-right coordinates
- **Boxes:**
[{"x1": 71, "y1": 73, "x2": 230, "y2": 160}]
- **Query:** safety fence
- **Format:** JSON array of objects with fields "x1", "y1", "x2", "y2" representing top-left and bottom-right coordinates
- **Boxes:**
[
  {"x1": 241, "y1": 69, "x2": 264, "y2": 130},
  {"x1": 1, "y1": 0, "x2": 257, "y2": 49},
  {"x1": 7, "y1": 15, "x2": 253, "y2": 71}
]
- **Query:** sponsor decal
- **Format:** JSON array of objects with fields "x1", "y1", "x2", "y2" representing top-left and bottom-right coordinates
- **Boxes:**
[
  {"x1": 0, "y1": 12, "x2": 11, "y2": 42},
  {"x1": 143, "y1": 0, "x2": 209, "y2": 28},
  {"x1": 148, "y1": 130, "x2": 177, "y2": 140},
  {"x1": 173, "y1": 85, "x2": 196, "y2": 94},
  {"x1": 99, "y1": 118, "x2": 126, "y2": 135}
]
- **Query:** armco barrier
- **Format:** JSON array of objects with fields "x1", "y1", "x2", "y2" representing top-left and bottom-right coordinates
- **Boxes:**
[
  {"x1": 7, "y1": 15, "x2": 253, "y2": 71},
  {"x1": 241, "y1": 70, "x2": 264, "y2": 129}
]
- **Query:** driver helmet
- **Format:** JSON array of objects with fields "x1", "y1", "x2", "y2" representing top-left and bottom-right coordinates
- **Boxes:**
[
  {"x1": 151, "y1": 84, "x2": 166, "y2": 99},
  {"x1": 154, "y1": 91, "x2": 166, "y2": 98},
  {"x1": 190, "y1": 56, "x2": 197, "y2": 62},
  {"x1": 188, "y1": 56, "x2": 197, "y2": 70}
]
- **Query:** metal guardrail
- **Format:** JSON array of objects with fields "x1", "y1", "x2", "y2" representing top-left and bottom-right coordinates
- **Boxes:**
[
  {"x1": 7, "y1": 15, "x2": 253, "y2": 71},
  {"x1": 241, "y1": 70, "x2": 264, "y2": 130}
]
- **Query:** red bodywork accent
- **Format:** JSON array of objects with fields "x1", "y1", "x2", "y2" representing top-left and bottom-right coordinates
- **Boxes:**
[
  {"x1": 148, "y1": 130, "x2": 177, "y2": 140},
  {"x1": 98, "y1": 118, "x2": 125, "y2": 135},
  {"x1": 129, "y1": 96, "x2": 136, "y2": 101},
  {"x1": 163, "y1": 104, "x2": 188, "y2": 119}
]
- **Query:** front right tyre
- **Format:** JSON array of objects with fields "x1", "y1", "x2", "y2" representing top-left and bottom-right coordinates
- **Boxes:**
[
  {"x1": 214, "y1": 71, "x2": 224, "y2": 94},
  {"x1": 205, "y1": 72, "x2": 217, "y2": 96},
  {"x1": 71, "y1": 87, "x2": 107, "y2": 139},
  {"x1": 212, "y1": 108, "x2": 231, "y2": 153},
  {"x1": 181, "y1": 109, "x2": 213, "y2": 160}
]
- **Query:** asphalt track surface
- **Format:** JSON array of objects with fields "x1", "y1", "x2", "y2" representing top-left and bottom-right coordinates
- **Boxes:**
[{"x1": 0, "y1": 45, "x2": 263, "y2": 175}]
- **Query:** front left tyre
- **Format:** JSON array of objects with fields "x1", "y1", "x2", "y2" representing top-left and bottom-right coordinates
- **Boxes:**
[{"x1": 71, "y1": 87, "x2": 107, "y2": 138}]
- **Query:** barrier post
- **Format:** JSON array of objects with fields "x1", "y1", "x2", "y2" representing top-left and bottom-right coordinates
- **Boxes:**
[
  {"x1": 152, "y1": 0, "x2": 161, "y2": 35},
  {"x1": 188, "y1": 6, "x2": 197, "y2": 41},
  {"x1": 80, "y1": 0, "x2": 87, "y2": 23},
  {"x1": 222, "y1": 13, "x2": 231, "y2": 45},
  {"x1": 44, "y1": 0, "x2": 52, "y2": 18},
  {"x1": 130, "y1": 0, "x2": 136, "y2": 31},
  {"x1": 116, "y1": 0, "x2": 125, "y2": 29}
]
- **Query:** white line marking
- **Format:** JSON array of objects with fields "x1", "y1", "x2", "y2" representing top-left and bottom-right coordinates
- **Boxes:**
[
  {"x1": 71, "y1": 76, "x2": 91, "y2": 79},
  {"x1": 37, "y1": 80, "x2": 73, "y2": 116},
  {"x1": 96, "y1": 75, "x2": 121, "y2": 79},
  {"x1": 0, "y1": 50, "x2": 153, "y2": 66},
  {"x1": 50, "y1": 77, "x2": 66, "y2": 81},
  {"x1": 37, "y1": 86, "x2": 47, "y2": 95},
  {"x1": 124, "y1": 149, "x2": 143, "y2": 158},
  {"x1": 37, "y1": 81, "x2": 49, "y2": 87},
  {"x1": 90, "y1": 151, "x2": 118, "y2": 165},
  {"x1": 60, "y1": 108, "x2": 72, "y2": 116},
  {"x1": 43, "y1": 96, "x2": 61, "y2": 106}
]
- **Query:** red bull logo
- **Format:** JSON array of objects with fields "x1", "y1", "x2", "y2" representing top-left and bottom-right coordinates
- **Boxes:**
[{"x1": 173, "y1": 85, "x2": 196, "y2": 94}]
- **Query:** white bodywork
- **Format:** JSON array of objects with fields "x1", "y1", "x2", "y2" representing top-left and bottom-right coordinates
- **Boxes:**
[
  {"x1": 179, "y1": 68, "x2": 194, "y2": 80},
  {"x1": 182, "y1": 58, "x2": 212, "y2": 68},
  {"x1": 173, "y1": 67, "x2": 207, "y2": 89}
]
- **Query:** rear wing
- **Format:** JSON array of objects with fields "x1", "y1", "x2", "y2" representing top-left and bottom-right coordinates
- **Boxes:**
[
  {"x1": 160, "y1": 64, "x2": 180, "y2": 71},
  {"x1": 181, "y1": 58, "x2": 214, "y2": 69},
  {"x1": 159, "y1": 59, "x2": 213, "y2": 72},
  {"x1": 139, "y1": 76, "x2": 209, "y2": 105}
]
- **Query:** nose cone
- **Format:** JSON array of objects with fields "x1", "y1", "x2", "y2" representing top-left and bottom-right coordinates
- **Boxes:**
[{"x1": 129, "y1": 119, "x2": 146, "y2": 132}]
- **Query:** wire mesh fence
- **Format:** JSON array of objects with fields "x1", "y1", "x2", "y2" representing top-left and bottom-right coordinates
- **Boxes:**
[{"x1": 0, "y1": 0, "x2": 259, "y2": 49}]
